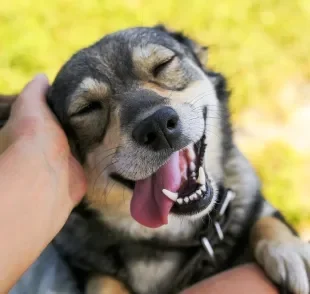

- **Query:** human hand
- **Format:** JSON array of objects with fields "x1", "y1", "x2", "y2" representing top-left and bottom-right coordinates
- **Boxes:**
[{"x1": 0, "y1": 73, "x2": 86, "y2": 240}]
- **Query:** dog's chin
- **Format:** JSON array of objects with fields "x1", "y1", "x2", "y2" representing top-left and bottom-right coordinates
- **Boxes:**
[{"x1": 111, "y1": 132, "x2": 218, "y2": 222}]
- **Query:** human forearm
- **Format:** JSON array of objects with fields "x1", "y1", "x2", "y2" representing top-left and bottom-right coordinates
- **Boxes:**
[
  {"x1": 0, "y1": 139, "x2": 72, "y2": 292},
  {"x1": 181, "y1": 264, "x2": 278, "y2": 294}
]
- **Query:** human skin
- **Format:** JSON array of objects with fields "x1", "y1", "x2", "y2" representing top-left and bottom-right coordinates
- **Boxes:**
[
  {"x1": 0, "y1": 74, "x2": 87, "y2": 293},
  {"x1": 182, "y1": 264, "x2": 278, "y2": 294}
]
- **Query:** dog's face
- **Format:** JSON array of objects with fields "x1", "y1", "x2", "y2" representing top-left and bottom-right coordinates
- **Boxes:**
[{"x1": 48, "y1": 26, "x2": 226, "y2": 232}]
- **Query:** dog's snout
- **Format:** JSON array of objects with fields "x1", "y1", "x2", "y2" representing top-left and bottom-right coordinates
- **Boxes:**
[{"x1": 132, "y1": 107, "x2": 181, "y2": 151}]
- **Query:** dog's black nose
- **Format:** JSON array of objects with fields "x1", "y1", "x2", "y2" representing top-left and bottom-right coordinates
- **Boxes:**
[{"x1": 132, "y1": 107, "x2": 181, "y2": 151}]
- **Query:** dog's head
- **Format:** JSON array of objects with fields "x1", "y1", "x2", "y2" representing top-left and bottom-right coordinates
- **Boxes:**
[{"x1": 48, "y1": 26, "x2": 231, "y2": 232}]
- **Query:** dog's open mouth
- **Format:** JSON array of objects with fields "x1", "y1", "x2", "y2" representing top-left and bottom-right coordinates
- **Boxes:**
[
  {"x1": 169, "y1": 139, "x2": 214, "y2": 215},
  {"x1": 111, "y1": 133, "x2": 214, "y2": 228}
]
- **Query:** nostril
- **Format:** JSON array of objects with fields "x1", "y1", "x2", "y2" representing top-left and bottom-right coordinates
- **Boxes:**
[
  {"x1": 167, "y1": 117, "x2": 178, "y2": 130},
  {"x1": 132, "y1": 107, "x2": 180, "y2": 151},
  {"x1": 144, "y1": 132, "x2": 157, "y2": 145}
]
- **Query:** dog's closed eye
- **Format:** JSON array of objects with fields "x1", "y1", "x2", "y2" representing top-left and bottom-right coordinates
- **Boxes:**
[
  {"x1": 71, "y1": 101, "x2": 102, "y2": 117},
  {"x1": 152, "y1": 55, "x2": 176, "y2": 77}
]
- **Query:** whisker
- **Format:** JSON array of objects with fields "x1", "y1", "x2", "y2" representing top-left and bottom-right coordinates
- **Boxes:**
[
  {"x1": 205, "y1": 123, "x2": 222, "y2": 129},
  {"x1": 205, "y1": 129, "x2": 221, "y2": 138},
  {"x1": 189, "y1": 94, "x2": 208, "y2": 106},
  {"x1": 89, "y1": 152, "x2": 116, "y2": 175},
  {"x1": 91, "y1": 160, "x2": 119, "y2": 196},
  {"x1": 106, "y1": 181, "x2": 116, "y2": 202}
]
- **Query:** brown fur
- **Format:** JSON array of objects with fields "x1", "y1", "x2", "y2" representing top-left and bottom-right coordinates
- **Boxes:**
[
  {"x1": 250, "y1": 216, "x2": 297, "y2": 248},
  {"x1": 87, "y1": 276, "x2": 129, "y2": 294}
]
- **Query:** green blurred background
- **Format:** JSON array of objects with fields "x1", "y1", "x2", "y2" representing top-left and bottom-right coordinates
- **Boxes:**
[{"x1": 1, "y1": 0, "x2": 309, "y2": 235}]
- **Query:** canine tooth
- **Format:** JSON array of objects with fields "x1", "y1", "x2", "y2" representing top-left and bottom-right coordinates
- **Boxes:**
[
  {"x1": 191, "y1": 172, "x2": 196, "y2": 178},
  {"x1": 201, "y1": 185, "x2": 206, "y2": 192},
  {"x1": 187, "y1": 146, "x2": 196, "y2": 161},
  {"x1": 177, "y1": 198, "x2": 183, "y2": 205},
  {"x1": 196, "y1": 190, "x2": 202, "y2": 195},
  {"x1": 189, "y1": 162, "x2": 196, "y2": 172},
  {"x1": 184, "y1": 197, "x2": 189, "y2": 203},
  {"x1": 162, "y1": 189, "x2": 178, "y2": 202},
  {"x1": 197, "y1": 167, "x2": 206, "y2": 185}
]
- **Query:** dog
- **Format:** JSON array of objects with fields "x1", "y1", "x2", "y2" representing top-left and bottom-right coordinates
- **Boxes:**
[{"x1": 1, "y1": 26, "x2": 309, "y2": 294}]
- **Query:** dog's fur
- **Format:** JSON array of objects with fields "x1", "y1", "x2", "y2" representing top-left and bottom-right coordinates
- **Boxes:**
[{"x1": 1, "y1": 26, "x2": 310, "y2": 294}]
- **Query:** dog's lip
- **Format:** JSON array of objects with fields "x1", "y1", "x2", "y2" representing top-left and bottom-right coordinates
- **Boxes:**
[
  {"x1": 110, "y1": 173, "x2": 135, "y2": 190},
  {"x1": 170, "y1": 182, "x2": 214, "y2": 214}
]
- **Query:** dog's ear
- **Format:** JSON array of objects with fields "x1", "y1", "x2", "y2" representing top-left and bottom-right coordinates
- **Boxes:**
[{"x1": 154, "y1": 25, "x2": 208, "y2": 67}]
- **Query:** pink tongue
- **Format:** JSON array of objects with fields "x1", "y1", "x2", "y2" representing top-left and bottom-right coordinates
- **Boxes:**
[{"x1": 130, "y1": 152, "x2": 181, "y2": 228}]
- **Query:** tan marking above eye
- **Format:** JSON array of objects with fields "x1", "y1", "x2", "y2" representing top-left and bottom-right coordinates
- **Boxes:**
[
  {"x1": 68, "y1": 77, "x2": 110, "y2": 116},
  {"x1": 132, "y1": 44, "x2": 175, "y2": 78},
  {"x1": 79, "y1": 77, "x2": 110, "y2": 98}
]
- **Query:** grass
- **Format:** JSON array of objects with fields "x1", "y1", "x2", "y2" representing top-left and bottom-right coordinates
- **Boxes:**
[
  {"x1": 248, "y1": 141, "x2": 310, "y2": 226},
  {"x1": 1, "y1": 0, "x2": 309, "y2": 228}
]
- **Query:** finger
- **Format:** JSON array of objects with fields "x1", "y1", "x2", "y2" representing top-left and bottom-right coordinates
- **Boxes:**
[
  {"x1": 20, "y1": 74, "x2": 49, "y2": 104},
  {"x1": 11, "y1": 74, "x2": 49, "y2": 119}
]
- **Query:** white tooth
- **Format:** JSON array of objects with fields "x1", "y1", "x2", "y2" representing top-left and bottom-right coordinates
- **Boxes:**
[
  {"x1": 193, "y1": 194, "x2": 198, "y2": 200},
  {"x1": 187, "y1": 146, "x2": 196, "y2": 161},
  {"x1": 189, "y1": 195, "x2": 194, "y2": 201},
  {"x1": 204, "y1": 135, "x2": 208, "y2": 145},
  {"x1": 184, "y1": 197, "x2": 189, "y2": 203},
  {"x1": 196, "y1": 190, "x2": 202, "y2": 195},
  {"x1": 177, "y1": 198, "x2": 183, "y2": 205},
  {"x1": 201, "y1": 185, "x2": 206, "y2": 192},
  {"x1": 197, "y1": 167, "x2": 206, "y2": 185},
  {"x1": 189, "y1": 162, "x2": 196, "y2": 172},
  {"x1": 191, "y1": 172, "x2": 196, "y2": 178},
  {"x1": 162, "y1": 189, "x2": 178, "y2": 202}
]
